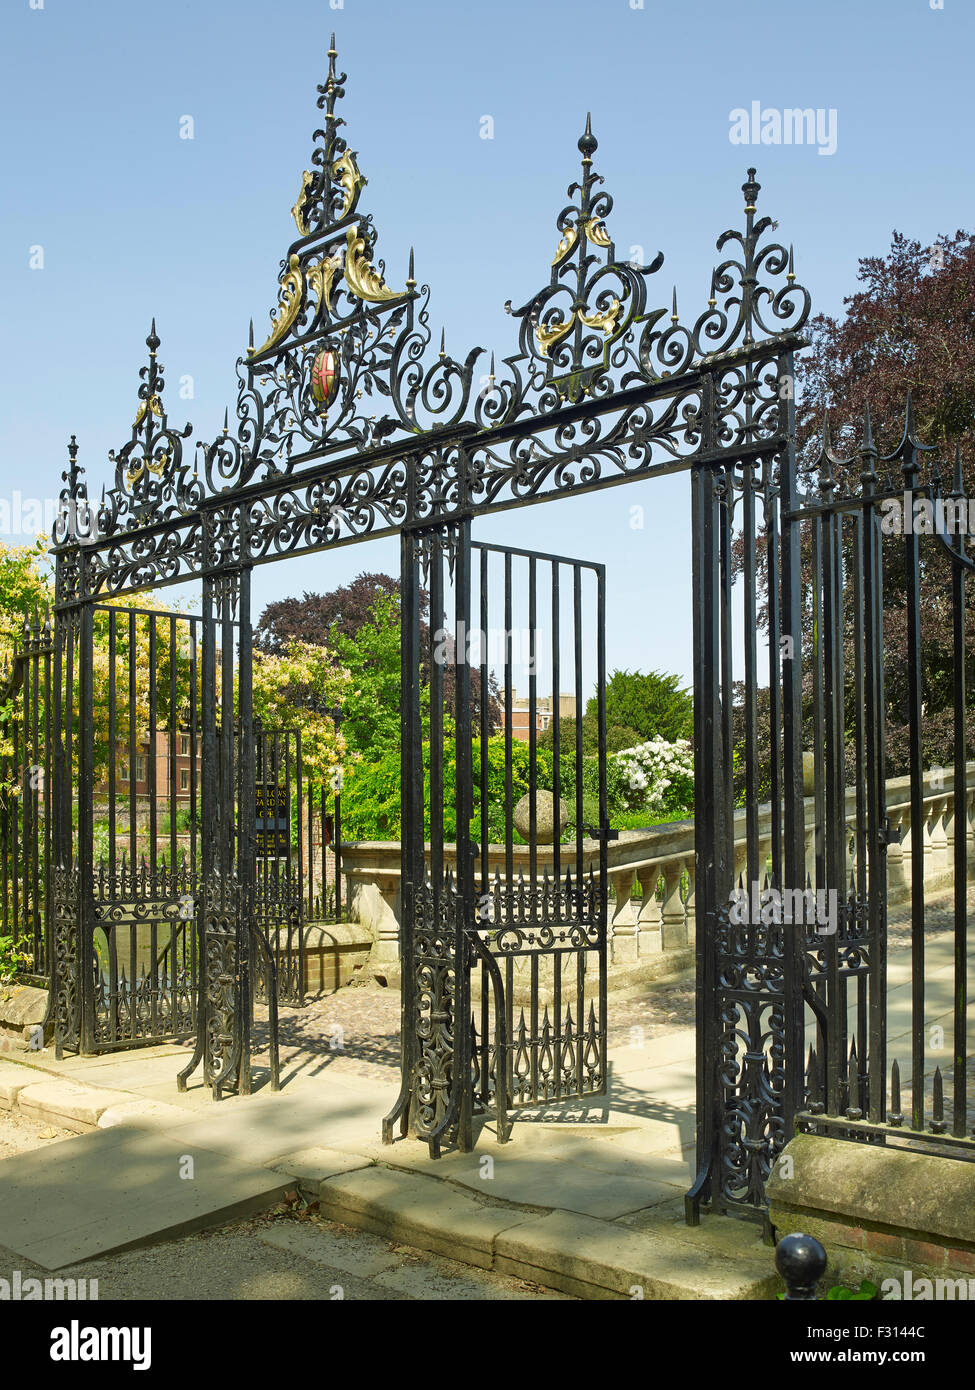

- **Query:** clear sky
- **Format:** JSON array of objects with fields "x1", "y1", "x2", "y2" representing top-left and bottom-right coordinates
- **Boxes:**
[{"x1": 1, "y1": 0, "x2": 971, "y2": 693}]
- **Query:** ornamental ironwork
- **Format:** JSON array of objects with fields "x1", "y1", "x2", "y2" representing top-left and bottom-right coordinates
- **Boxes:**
[{"x1": 37, "y1": 35, "x2": 971, "y2": 1233}]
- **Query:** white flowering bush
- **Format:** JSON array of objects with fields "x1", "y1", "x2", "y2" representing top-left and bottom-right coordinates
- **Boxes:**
[{"x1": 612, "y1": 737, "x2": 694, "y2": 818}]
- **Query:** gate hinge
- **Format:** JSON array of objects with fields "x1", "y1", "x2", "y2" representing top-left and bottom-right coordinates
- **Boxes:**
[
  {"x1": 879, "y1": 818, "x2": 902, "y2": 847},
  {"x1": 586, "y1": 823, "x2": 619, "y2": 842}
]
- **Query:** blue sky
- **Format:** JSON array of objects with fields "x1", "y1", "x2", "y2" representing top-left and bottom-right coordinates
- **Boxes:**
[{"x1": 1, "y1": 0, "x2": 971, "y2": 692}]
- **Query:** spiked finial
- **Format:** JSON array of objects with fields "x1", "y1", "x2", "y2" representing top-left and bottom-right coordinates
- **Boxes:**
[
  {"x1": 406, "y1": 246, "x2": 416, "y2": 290},
  {"x1": 742, "y1": 167, "x2": 760, "y2": 212},
  {"x1": 889, "y1": 1058, "x2": 903, "y2": 1126},
  {"x1": 671, "y1": 287, "x2": 679, "y2": 324},
  {"x1": 147, "y1": 319, "x2": 159, "y2": 355},
  {"x1": 787, "y1": 244, "x2": 796, "y2": 282},
  {"x1": 222, "y1": 407, "x2": 229, "y2": 436},
  {"x1": 859, "y1": 400, "x2": 878, "y2": 487},
  {"x1": 62, "y1": 434, "x2": 85, "y2": 501},
  {"x1": 862, "y1": 399, "x2": 875, "y2": 453},
  {"x1": 578, "y1": 112, "x2": 597, "y2": 162}
]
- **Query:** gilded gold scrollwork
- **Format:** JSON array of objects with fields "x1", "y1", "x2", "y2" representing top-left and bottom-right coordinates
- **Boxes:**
[
  {"x1": 305, "y1": 251, "x2": 344, "y2": 318},
  {"x1": 291, "y1": 170, "x2": 315, "y2": 236},
  {"x1": 251, "y1": 253, "x2": 305, "y2": 357},
  {"x1": 578, "y1": 296, "x2": 621, "y2": 335},
  {"x1": 133, "y1": 394, "x2": 163, "y2": 429},
  {"x1": 344, "y1": 225, "x2": 402, "y2": 303},
  {"x1": 332, "y1": 151, "x2": 365, "y2": 219},
  {"x1": 583, "y1": 217, "x2": 612, "y2": 248},
  {"x1": 551, "y1": 223, "x2": 578, "y2": 266},
  {"x1": 536, "y1": 315, "x2": 576, "y2": 357}
]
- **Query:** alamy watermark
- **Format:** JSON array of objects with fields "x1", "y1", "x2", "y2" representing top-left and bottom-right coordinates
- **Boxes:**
[
  {"x1": 729, "y1": 881, "x2": 838, "y2": 934},
  {"x1": 880, "y1": 493, "x2": 975, "y2": 537},
  {"x1": 729, "y1": 102, "x2": 838, "y2": 156},
  {"x1": 2, "y1": 1270, "x2": 98, "y2": 1300}
]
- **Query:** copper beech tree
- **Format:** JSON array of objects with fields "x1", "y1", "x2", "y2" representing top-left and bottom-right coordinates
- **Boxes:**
[{"x1": 734, "y1": 229, "x2": 975, "y2": 784}]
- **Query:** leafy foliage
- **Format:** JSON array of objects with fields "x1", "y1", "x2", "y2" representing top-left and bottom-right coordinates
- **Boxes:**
[
  {"x1": 587, "y1": 669, "x2": 694, "y2": 744},
  {"x1": 341, "y1": 737, "x2": 553, "y2": 843},
  {"x1": 255, "y1": 572, "x2": 501, "y2": 755}
]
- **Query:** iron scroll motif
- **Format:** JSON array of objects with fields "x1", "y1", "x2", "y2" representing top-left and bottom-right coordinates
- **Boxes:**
[
  {"x1": 47, "y1": 37, "x2": 821, "y2": 1216},
  {"x1": 60, "y1": 36, "x2": 811, "y2": 594}
]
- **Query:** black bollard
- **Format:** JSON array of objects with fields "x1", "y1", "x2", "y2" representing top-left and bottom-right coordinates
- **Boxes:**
[{"x1": 775, "y1": 1232, "x2": 827, "y2": 1300}]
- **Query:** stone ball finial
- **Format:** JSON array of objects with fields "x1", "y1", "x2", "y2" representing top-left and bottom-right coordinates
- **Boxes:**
[
  {"x1": 775, "y1": 1232, "x2": 827, "y2": 1300},
  {"x1": 513, "y1": 791, "x2": 568, "y2": 845}
]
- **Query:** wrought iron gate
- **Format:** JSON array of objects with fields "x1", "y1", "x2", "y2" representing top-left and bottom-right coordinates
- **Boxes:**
[
  {"x1": 383, "y1": 525, "x2": 610, "y2": 1155},
  {"x1": 50, "y1": 603, "x2": 206, "y2": 1053},
  {"x1": 252, "y1": 723, "x2": 305, "y2": 1005},
  {"x1": 46, "y1": 39, "x2": 930, "y2": 1214},
  {"x1": 1, "y1": 607, "x2": 54, "y2": 986}
]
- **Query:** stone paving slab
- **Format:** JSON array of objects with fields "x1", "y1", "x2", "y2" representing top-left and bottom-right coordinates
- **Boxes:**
[
  {"x1": 97, "y1": 1099, "x2": 196, "y2": 1130},
  {"x1": 494, "y1": 1207, "x2": 777, "y2": 1300},
  {"x1": 269, "y1": 1145, "x2": 375, "y2": 1187},
  {"x1": 16, "y1": 1079, "x2": 137, "y2": 1133},
  {"x1": 0, "y1": 1061, "x2": 35, "y2": 1110},
  {"x1": 0, "y1": 1126, "x2": 292, "y2": 1270},
  {"x1": 317, "y1": 1166, "x2": 530, "y2": 1270}
]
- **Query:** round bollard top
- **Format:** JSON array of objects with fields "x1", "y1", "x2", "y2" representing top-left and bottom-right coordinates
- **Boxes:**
[{"x1": 775, "y1": 1232, "x2": 827, "y2": 1299}]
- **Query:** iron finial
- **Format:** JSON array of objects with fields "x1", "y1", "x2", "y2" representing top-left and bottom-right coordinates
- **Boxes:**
[
  {"x1": 776, "y1": 1234, "x2": 827, "y2": 1300},
  {"x1": 62, "y1": 433, "x2": 85, "y2": 501},
  {"x1": 859, "y1": 400, "x2": 878, "y2": 486},
  {"x1": 578, "y1": 112, "x2": 597, "y2": 162},
  {"x1": 742, "y1": 167, "x2": 760, "y2": 212}
]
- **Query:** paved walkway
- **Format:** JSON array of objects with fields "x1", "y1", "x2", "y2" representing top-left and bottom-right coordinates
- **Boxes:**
[{"x1": 0, "y1": 919, "x2": 965, "y2": 1298}]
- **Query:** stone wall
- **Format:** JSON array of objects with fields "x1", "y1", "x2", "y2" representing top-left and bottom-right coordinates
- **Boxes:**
[{"x1": 768, "y1": 1134, "x2": 975, "y2": 1295}]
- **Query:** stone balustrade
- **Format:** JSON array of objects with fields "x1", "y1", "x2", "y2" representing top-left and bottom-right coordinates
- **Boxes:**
[{"x1": 340, "y1": 761, "x2": 975, "y2": 976}]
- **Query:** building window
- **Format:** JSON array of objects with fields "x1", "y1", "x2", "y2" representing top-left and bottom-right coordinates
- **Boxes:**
[
  {"x1": 136, "y1": 755, "x2": 147, "y2": 783},
  {"x1": 180, "y1": 735, "x2": 190, "y2": 756},
  {"x1": 180, "y1": 768, "x2": 190, "y2": 791},
  {"x1": 118, "y1": 759, "x2": 129, "y2": 782}
]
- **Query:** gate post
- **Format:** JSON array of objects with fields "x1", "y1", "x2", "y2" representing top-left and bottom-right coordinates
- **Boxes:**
[
  {"x1": 778, "y1": 351, "x2": 810, "y2": 1157},
  {"x1": 178, "y1": 536, "x2": 254, "y2": 1098},
  {"x1": 382, "y1": 525, "x2": 423, "y2": 1144},
  {"x1": 685, "y1": 399, "x2": 725, "y2": 1220},
  {"x1": 383, "y1": 514, "x2": 473, "y2": 1156},
  {"x1": 686, "y1": 356, "x2": 808, "y2": 1223},
  {"x1": 50, "y1": 444, "x2": 87, "y2": 1057},
  {"x1": 75, "y1": 595, "x2": 96, "y2": 1053}
]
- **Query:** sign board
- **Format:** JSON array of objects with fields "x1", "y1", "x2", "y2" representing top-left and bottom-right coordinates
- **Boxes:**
[{"x1": 255, "y1": 784, "x2": 289, "y2": 857}]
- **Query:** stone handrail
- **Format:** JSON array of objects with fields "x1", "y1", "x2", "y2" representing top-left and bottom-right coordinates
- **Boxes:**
[{"x1": 340, "y1": 761, "x2": 975, "y2": 970}]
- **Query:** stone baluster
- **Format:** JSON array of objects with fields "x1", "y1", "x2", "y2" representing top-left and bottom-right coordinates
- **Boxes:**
[
  {"x1": 684, "y1": 861, "x2": 696, "y2": 946},
  {"x1": 610, "y1": 867, "x2": 639, "y2": 964},
  {"x1": 660, "y1": 858, "x2": 687, "y2": 951},
  {"x1": 637, "y1": 863, "x2": 661, "y2": 956},
  {"x1": 944, "y1": 790, "x2": 956, "y2": 869},
  {"x1": 733, "y1": 845, "x2": 748, "y2": 896},
  {"x1": 896, "y1": 810, "x2": 914, "y2": 899},
  {"x1": 925, "y1": 797, "x2": 949, "y2": 884},
  {"x1": 803, "y1": 826, "x2": 816, "y2": 890},
  {"x1": 885, "y1": 809, "x2": 908, "y2": 902}
]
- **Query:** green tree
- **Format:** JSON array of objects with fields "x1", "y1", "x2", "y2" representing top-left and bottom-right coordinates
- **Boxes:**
[{"x1": 588, "y1": 669, "x2": 694, "y2": 744}]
